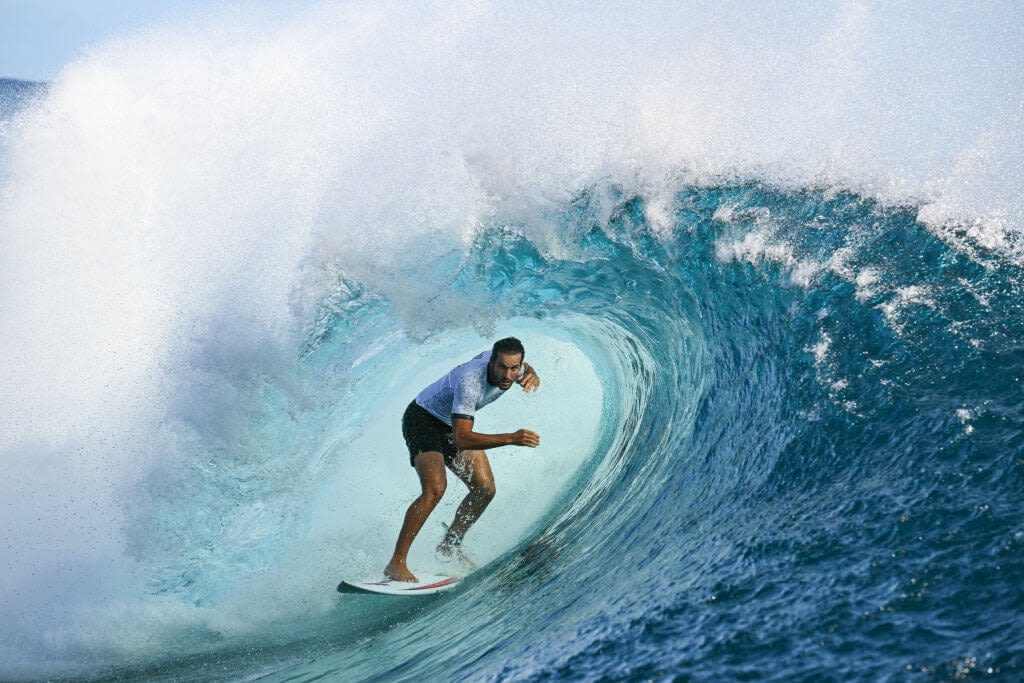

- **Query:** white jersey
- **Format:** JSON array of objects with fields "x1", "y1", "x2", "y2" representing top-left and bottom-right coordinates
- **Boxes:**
[{"x1": 415, "y1": 350, "x2": 523, "y2": 426}]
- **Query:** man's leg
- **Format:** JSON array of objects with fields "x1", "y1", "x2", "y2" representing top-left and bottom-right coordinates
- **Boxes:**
[
  {"x1": 383, "y1": 450, "x2": 447, "y2": 582},
  {"x1": 439, "y1": 449, "x2": 496, "y2": 552}
]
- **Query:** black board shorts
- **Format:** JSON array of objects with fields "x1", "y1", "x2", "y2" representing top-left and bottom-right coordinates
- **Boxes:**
[{"x1": 402, "y1": 401, "x2": 458, "y2": 467}]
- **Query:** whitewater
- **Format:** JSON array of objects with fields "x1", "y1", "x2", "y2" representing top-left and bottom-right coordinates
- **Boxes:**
[{"x1": 1, "y1": 2, "x2": 1023, "y2": 680}]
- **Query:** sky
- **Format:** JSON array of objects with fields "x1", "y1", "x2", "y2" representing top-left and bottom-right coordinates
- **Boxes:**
[
  {"x1": 0, "y1": 0, "x2": 212, "y2": 81},
  {"x1": 0, "y1": 0, "x2": 317, "y2": 81}
]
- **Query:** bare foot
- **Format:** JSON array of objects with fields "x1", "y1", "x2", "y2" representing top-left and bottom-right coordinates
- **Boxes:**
[{"x1": 383, "y1": 559, "x2": 418, "y2": 583}]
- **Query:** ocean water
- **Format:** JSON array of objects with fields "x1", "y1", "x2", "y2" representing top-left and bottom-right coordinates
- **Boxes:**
[{"x1": 2, "y1": 3, "x2": 1023, "y2": 681}]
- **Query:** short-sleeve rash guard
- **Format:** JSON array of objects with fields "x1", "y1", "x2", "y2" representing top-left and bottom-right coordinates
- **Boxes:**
[{"x1": 415, "y1": 350, "x2": 523, "y2": 426}]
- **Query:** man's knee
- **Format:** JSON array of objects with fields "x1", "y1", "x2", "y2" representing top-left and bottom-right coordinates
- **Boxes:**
[
  {"x1": 422, "y1": 479, "x2": 447, "y2": 504},
  {"x1": 475, "y1": 479, "x2": 496, "y2": 501},
  {"x1": 414, "y1": 451, "x2": 448, "y2": 504}
]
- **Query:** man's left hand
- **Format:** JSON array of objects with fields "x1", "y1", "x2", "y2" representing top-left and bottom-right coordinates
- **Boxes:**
[{"x1": 518, "y1": 363, "x2": 540, "y2": 392}]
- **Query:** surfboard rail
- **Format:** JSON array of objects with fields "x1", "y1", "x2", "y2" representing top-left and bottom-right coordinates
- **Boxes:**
[{"x1": 337, "y1": 574, "x2": 461, "y2": 596}]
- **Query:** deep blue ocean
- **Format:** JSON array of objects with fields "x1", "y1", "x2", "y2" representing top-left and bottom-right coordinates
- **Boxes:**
[{"x1": 2, "y1": 3, "x2": 1023, "y2": 681}]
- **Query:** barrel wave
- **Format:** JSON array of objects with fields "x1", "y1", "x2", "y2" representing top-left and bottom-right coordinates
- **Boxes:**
[{"x1": 2, "y1": 3, "x2": 1023, "y2": 681}]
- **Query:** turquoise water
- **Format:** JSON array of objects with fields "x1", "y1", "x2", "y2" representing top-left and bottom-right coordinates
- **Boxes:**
[{"x1": 1, "y1": 3, "x2": 1023, "y2": 680}]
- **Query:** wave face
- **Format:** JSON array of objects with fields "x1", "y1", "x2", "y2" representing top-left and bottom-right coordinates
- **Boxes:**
[{"x1": 2, "y1": 3, "x2": 1023, "y2": 681}]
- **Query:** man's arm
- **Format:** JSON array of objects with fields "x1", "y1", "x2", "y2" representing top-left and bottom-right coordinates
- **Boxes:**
[{"x1": 452, "y1": 418, "x2": 540, "y2": 451}]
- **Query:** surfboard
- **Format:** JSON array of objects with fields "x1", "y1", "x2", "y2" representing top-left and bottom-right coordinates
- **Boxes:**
[{"x1": 337, "y1": 573, "x2": 460, "y2": 596}]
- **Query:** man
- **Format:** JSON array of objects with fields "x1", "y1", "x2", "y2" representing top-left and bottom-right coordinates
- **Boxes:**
[{"x1": 383, "y1": 337, "x2": 541, "y2": 582}]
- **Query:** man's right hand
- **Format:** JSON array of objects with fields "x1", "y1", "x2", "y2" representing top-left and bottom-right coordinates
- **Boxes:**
[{"x1": 511, "y1": 429, "x2": 540, "y2": 447}]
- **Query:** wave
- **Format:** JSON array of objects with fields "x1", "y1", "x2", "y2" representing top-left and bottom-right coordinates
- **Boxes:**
[{"x1": 1, "y1": 2, "x2": 1023, "y2": 680}]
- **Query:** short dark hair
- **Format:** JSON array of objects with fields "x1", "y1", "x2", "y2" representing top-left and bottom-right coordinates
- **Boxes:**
[{"x1": 492, "y1": 337, "x2": 525, "y2": 359}]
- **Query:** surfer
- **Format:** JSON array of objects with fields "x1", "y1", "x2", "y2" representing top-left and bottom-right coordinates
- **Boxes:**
[{"x1": 383, "y1": 337, "x2": 541, "y2": 582}]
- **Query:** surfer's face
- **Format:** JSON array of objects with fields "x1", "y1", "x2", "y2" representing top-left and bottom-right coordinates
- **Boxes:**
[{"x1": 489, "y1": 352, "x2": 522, "y2": 390}]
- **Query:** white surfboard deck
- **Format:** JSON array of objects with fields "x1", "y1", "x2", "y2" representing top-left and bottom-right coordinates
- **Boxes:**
[{"x1": 337, "y1": 573, "x2": 461, "y2": 596}]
